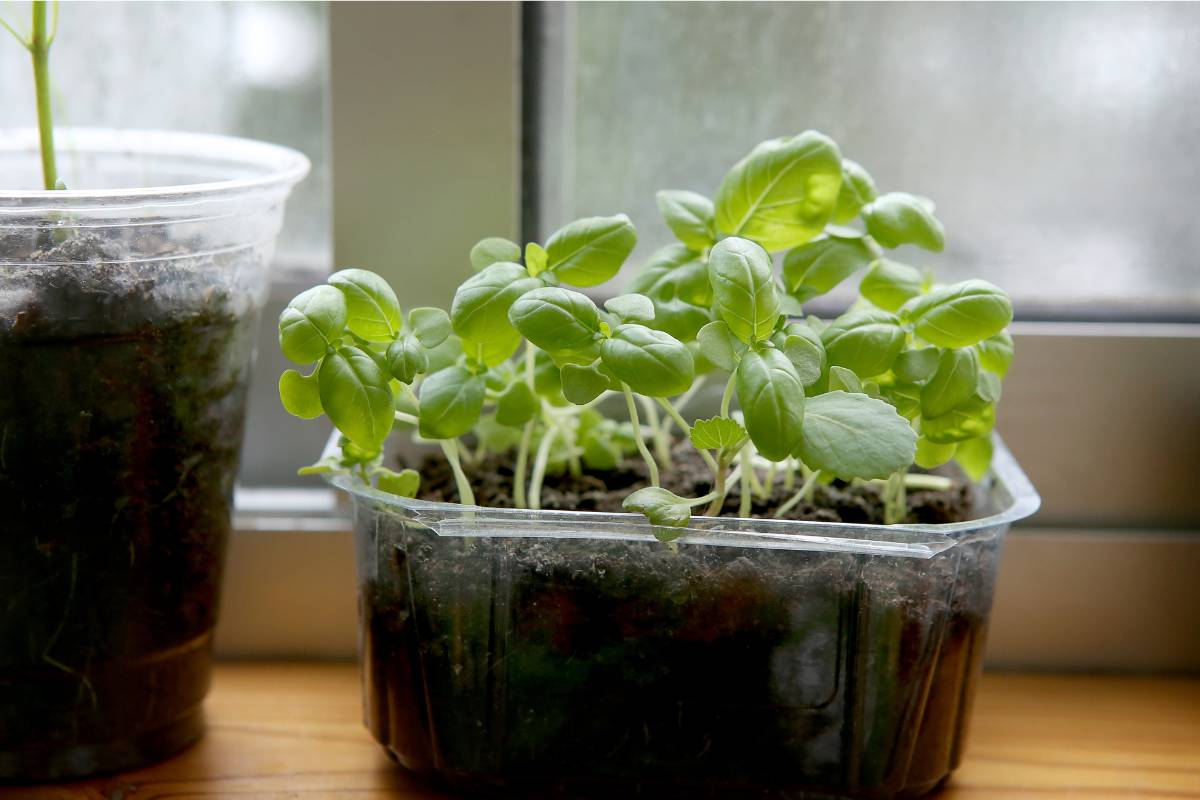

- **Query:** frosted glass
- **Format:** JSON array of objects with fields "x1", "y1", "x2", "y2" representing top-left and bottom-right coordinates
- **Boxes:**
[
  {"x1": 0, "y1": 1, "x2": 329, "y2": 277},
  {"x1": 542, "y1": 2, "x2": 1200, "y2": 318}
]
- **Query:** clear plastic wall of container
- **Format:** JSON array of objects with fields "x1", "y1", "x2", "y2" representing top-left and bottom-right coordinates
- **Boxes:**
[
  {"x1": 0, "y1": 128, "x2": 308, "y2": 781},
  {"x1": 338, "y1": 439, "x2": 1038, "y2": 799}
]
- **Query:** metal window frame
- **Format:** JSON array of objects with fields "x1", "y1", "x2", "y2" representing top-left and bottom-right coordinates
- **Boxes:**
[{"x1": 219, "y1": 1, "x2": 1200, "y2": 671}]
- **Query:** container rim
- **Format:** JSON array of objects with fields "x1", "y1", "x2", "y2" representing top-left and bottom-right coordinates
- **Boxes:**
[
  {"x1": 0, "y1": 128, "x2": 311, "y2": 204},
  {"x1": 324, "y1": 432, "x2": 1041, "y2": 556}
]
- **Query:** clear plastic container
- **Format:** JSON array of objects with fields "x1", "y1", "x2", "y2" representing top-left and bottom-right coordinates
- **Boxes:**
[
  {"x1": 0, "y1": 129, "x2": 308, "y2": 781},
  {"x1": 334, "y1": 437, "x2": 1038, "y2": 799}
]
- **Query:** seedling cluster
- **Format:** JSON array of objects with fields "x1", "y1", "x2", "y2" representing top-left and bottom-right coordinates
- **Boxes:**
[{"x1": 279, "y1": 131, "x2": 1013, "y2": 531}]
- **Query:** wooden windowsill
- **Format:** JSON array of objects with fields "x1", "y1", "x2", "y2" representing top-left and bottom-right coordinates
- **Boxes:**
[{"x1": 6, "y1": 664, "x2": 1198, "y2": 799}]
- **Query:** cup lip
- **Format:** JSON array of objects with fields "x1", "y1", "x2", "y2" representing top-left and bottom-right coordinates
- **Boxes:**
[{"x1": 0, "y1": 128, "x2": 312, "y2": 204}]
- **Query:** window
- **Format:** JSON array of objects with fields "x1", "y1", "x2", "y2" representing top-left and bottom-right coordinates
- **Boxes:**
[{"x1": 531, "y1": 2, "x2": 1200, "y2": 322}]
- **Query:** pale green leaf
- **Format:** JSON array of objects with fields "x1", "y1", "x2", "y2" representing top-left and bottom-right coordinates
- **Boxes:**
[
  {"x1": 714, "y1": 132, "x2": 843, "y2": 251},
  {"x1": 545, "y1": 213, "x2": 638, "y2": 287},
  {"x1": 469, "y1": 237, "x2": 521, "y2": 271},
  {"x1": 279, "y1": 285, "x2": 346, "y2": 364},
  {"x1": 656, "y1": 189, "x2": 717, "y2": 251},
  {"x1": 328, "y1": 269, "x2": 403, "y2": 342},
  {"x1": 863, "y1": 192, "x2": 946, "y2": 252},
  {"x1": 796, "y1": 391, "x2": 917, "y2": 480},
  {"x1": 860, "y1": 259, "x2": 924, "y2": 312}
]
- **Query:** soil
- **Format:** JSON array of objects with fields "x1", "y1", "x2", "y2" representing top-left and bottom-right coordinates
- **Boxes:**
[
  {"x1": 0, "y1": 230, "x2": 259, "y2": 781},
  {"x1": 408, "y1": 443, "x2": 974, "y2": 525},
  {"x1": 365, "y1": 439, "x2": 998, "y2": 797}
]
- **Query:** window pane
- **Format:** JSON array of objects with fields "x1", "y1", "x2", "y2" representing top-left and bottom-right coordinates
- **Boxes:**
[
  {"x1": 534, "y1": 2, "x2": 1200, "y2": 319},
  {"x1": 0, "y1": 1, "x2": 333, "y2": 487}
]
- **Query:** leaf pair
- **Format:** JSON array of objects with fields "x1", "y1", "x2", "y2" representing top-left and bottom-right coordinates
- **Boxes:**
[{"x1": 454, "y1": 215, "x2": 639, "y2": 366}]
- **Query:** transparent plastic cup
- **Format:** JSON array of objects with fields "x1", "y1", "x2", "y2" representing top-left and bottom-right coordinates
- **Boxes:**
[
  {"x1": 0, "y1": 129, "x2": 308, "y2": 781},
  {"x1": 334, "y1": 437, "x2": 1039, "y2": 799}
]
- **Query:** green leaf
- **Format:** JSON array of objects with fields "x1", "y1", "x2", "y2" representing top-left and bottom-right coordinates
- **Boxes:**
[
  {"x1": 418, "y1": 365, "x2": 486, "y2": 440},
  {"x1": 783, "y1": 234, "x2": 874, "y2": 302},
  {"x1": 525, "y1": 241, "x2": 549, "y2": 276},
  {"x1": 627, "y1": 244, "x2": 712, "y2": 342},
  {"x1": 707, "y1": 236, "x2": 782, "y2": 344},
  {"x1": 508, "y1": 286, "x2": 602, "y2": 353},
  {"x1": 862, "y1": 192, "x2": 946, "y2": 252},
  {"x1": 279, "y1": 285, "x2": 347, "y2": 364},
  {"x1": 689, "y1": 416, "x2": 748, "y2": 452},
  {"x1": 424, "y1": 335, "x2": 463, "y2": 374},
  {"x1": 821, "y1": 309, "x2": 906, "y2": 377},
  {"x1": 545, "y1": 213, "x2": 638, "y2": 287},
  {"x1": 735, "y1": 346, "x2": 806, "y2": 461},
  {"x1": 297, "y1": 456, "x2": 341, "y2": 476},
  {"x1": 408, "y1": 307, "x2": 452, "y2": 348},
  {"x1": 622, "y1": 486, "x2": 694, "y2": 530},
  {"x1": 915, "y1": 437, "x2": 957, "y2": 469},
  {"x1": 893, "y1": 347, "x2": 941, "y2": 383},
  {"x1": 903, "y1": 280, "x2": 1013, "y2": 348},
  {"x1": 476, "y1": 414, "x2": 523, "y2": 452},
  {"x1": 376, "y1": 467, "x2": 420, "y2": 497},
  {"x1": 385, "y1": 335, "x2": 428, "y2": 384},
  {"x1": 604, "y1": 293, "x2": 655, "y2": 324},
  {"x1": 828, "y1": 365, "x2": 862, "y2": 393},
  {"x1": 318, "y1": 346, "x2": 395, "y2": 450},
  {"x1": 655, "y1": 189, "x2": 716, "y2": 251},
  {"x1": 921, "y1": 397, "x2": 995, "y2": 444},
  {"x1": 796, "y1": 391, "x2": 917, "y2": 480},
  {"x1": 328, "y1": 269, "x2": 402, "y2": 342},
  {"x1": 582, "y1": 425, "x2": 623, "y2": 470},
  {"x1": 883, "y1": 382, "x2": 922, "y2": 419},
  {"x1": 775, "y1": 321, "x2": 826, "y2": 386},
  {"x1": 532, "y1": 350, "x2": 563, "y2": 397},
  {"x1": 561, "y1": 362, "x2": 613, "y2": 405},
  {"x1": 861, "y1": 259, "x2": 924, "y2": 312},
  {"x1": 279, "y1": 368, "x2": 323, "y2": 419},
  {"x1": 832, "y1": 158, "x2": 878, "y2": 224},
  {"x1": 713, "y1": 132, "x2": 843, "y2": 251},
  {"x1": 955, "y1": 436, "x2": 994, "y2": 481},
  {"x1": 450, "y1": 262, "x2": 542, "y2": 367},
  {"x1": 696, "y1": 320, "x2": 743, "y2": 372},
  {"x1": 600, "y1": 323, "x2": 695, "y2": 397},
  {"x1": 495, "y1": 381, "x2": 538, "y2": 426},
  {"x1": 977, "y1": 370, "x2": 1003, "y2": 404},
  {"x1": 470, "y1": 237, "x2": 522, "y2": 271},
  {"x1": 921, "y1": 348, "x2": 981, "y2": 418},
  {"x1": 976, "y1": 330, "x2": 1014, "y2": 377}
]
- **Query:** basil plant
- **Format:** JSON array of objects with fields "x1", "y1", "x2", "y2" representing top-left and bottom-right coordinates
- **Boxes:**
[{"x1": 279, "y1": 131, "x2": 1013, "y2": 534}]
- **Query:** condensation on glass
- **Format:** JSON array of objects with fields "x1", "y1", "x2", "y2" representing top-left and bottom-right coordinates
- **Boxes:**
[{"x1": 533, "y1": 2, "x2": 1200, "y2": 319}]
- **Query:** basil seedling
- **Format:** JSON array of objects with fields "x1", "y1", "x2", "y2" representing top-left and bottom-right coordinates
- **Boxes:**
[{"x1": 279, "y1": 131, "x2": 1015, "y2": 533}]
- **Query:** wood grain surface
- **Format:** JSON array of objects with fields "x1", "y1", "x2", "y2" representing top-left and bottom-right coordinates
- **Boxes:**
[{"x1": 5, "y1": 664, "x2": 1198, "y2": 799}]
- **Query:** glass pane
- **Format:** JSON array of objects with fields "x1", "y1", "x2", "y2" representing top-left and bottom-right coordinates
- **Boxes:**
[
  {"x1": 535, "y1": 2, "x2": 1200, "y2": 319},
  {"x1": 0, "y1": 1, "x2": 333, "y2": 488}
]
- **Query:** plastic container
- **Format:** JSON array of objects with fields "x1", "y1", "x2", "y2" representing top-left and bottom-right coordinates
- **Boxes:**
[
  {"x1": 335, "y1": 437, "x2": 1038, "y2": 799},
  {"x1": 0, "y1": 129, "x2": 308, "y2": 781}
]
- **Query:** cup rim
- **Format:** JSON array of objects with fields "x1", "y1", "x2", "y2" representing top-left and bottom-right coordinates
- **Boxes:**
[{"x1": 0, "y1": 128, "x2": 312, "y2": 205}]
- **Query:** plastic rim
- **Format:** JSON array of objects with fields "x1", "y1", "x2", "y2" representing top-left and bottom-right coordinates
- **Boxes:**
[{"x1": 0, "y1": 128, "x2": 311, "y2": 204}]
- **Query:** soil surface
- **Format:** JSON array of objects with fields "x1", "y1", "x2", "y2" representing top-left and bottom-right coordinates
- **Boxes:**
[
  {"x1": 409, "y1": 443, "x2": 974, "y2": 525},
  {"x1": 0, "y1": 230, "x2": 259, "y2": 780}
]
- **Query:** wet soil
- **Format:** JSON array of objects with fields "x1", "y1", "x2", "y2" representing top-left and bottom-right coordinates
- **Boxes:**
[{"x1": 0, "y1": 231, "x2": 258, "y2": 780}]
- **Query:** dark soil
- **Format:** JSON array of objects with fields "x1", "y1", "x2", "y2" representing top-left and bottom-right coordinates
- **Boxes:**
[
  {"x1": 0, "y1": 231, "x2": 259, "y2": 781},
  {"x1": 358, "y1": 494, "x2": 1004, "y2": 798},
  {"x1": 409, "y1": 444, "x2": 974, "y2": 525}
]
